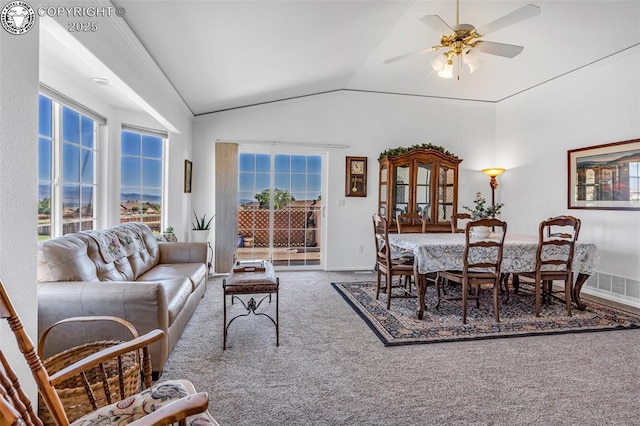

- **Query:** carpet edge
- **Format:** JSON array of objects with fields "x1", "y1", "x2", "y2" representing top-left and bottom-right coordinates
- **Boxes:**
[{"x1": 331, "y1": 282, "x2": 391, "y2": 346}]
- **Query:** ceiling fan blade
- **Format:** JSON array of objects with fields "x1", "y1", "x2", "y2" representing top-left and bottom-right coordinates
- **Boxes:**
[
  {"x1": 475, "y1": 41, "x2": 524, "y2": 58},
  {"x1": 384, "y1": 47, "x2": 436, "y2": 64},
  {"x1": 419, "y1": 15, "x2": 454, "y2": 34},
  {"x1": 475, "y1": 4, "x2": 541, "y2": 37}
]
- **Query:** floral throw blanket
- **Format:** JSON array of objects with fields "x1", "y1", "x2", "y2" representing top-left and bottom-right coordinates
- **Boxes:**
[{"x1": 85, "y1": 224, "x2": 147, "y2": 263}]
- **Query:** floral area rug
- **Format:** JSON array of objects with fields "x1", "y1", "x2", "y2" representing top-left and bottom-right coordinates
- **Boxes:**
[{"x1": 332, "y1": 280, "x2": 640, "y2": 346}]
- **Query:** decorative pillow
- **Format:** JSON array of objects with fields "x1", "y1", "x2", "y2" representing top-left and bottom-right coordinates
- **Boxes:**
[{"x1": 71, "y1": 380, "x2": 217, "y2": 426}]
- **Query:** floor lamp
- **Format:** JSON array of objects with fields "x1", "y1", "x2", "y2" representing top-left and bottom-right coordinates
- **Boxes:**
[
  {"x1": 482, "y1": 168, "x2": 505, "y2": 231},
  {"x1": 481, "y1": 168, "x2": 506, "y2": 207}
]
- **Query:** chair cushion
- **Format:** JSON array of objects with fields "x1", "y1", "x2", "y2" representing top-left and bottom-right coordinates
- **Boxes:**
[
  {"x1": 224, "y1": 263, "x2": 278, "y2": 295},
  {"x1": 71, "y1": 379, "x2": 218, "y2": 426}
]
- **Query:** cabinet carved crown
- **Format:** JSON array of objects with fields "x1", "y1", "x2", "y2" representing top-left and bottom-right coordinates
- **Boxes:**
[{"x1": 378, "y1": 147, "x2": 462, "y2": 233}]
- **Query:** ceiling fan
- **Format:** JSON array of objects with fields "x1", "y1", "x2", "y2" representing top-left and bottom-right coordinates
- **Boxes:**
[{"x1": 384, "y1": 0, "x2": 541, "y2": 78}]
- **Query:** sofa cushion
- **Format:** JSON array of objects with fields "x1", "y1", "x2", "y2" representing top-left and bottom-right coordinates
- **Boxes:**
[
  {"x1": 37, "y1": 223, "x2": 161, "y2": 283},
  {"x1": 156, "y1": 278, "x2": 193, "y2": 326},
  {"x1": 38, "y1": 234, "x2": 101, "y2": 282},
  {"x1": 137, "y1": 263, "x2": 207, "y2": 292}
]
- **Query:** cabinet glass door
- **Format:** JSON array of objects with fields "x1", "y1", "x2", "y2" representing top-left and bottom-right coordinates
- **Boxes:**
[
  {"x1": 416, "y1": 162, "x2": 432, "y2": 221},
  {"x1": 379, "y1": 165, "x2": 387, "y2": 216},
  {"x1": 438, "y1": 166, "x2": 455, "y2": 222},
  {"x1": 393, "y1": 165, "x2": 410, "y2": 217}
]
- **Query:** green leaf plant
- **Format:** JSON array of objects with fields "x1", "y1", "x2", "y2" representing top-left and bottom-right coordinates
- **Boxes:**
[{"x1": 192, "y1": 211, "x2": 214, "y2": 230}]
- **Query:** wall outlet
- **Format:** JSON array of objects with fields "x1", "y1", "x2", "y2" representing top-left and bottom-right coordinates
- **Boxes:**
[{"x1": 357, "y1": 245, "x2": 364, "y2": 253}]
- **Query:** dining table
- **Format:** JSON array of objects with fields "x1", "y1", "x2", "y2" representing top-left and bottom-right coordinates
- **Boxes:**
[{"x1": 388, "y1": 232, "x2": 600, "y2": 319}]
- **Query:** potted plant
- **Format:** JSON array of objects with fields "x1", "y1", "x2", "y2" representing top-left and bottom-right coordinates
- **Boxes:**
[
  {"x1": 462, "y1": 192, "x2": 504, "y2": 237},
  {"x1": 191, "y1": 211, "x2": 214, "y2": 243},
  {"x1": 163, "y1": 225, "x2": 177, "y2": 242}
]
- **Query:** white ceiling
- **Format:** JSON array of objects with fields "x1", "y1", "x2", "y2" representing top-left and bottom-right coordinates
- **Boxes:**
[{"x1": 44, "y1": 1, "x2": 640, "y2": 116}]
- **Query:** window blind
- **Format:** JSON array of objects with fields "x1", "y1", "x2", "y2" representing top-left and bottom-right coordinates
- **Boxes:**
[
  {"x1": 121, "y1": 123, "x2": 168, "y2": 139},
  {"x1": 39, "y1": 83, "x2": 107, "y2": 125}
]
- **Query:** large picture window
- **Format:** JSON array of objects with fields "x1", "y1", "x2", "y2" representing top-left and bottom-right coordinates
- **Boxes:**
[
  {"x1": 119, "y1": 128, "x2": 165, "y2": 232},
  {"x1": 38, "y1": 93, "x2": 99, "y2": 240}
]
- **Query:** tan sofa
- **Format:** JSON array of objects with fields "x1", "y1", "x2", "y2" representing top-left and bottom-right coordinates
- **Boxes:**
[{"x1": 37, "y1": 222, "x2": 207, "y2": 377}]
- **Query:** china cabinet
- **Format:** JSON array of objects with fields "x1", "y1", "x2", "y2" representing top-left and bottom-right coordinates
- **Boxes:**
[{"x1": 378, "y1": 148, "x2": 462, "y2": 232}]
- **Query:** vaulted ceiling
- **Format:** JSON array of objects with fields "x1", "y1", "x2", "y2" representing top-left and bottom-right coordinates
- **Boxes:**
[{"x1": 43, "y1": 1, "x2": 640, "y2": 116}]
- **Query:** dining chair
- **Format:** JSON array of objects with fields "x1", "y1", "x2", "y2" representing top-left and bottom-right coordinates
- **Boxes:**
[
  {"x1": 396, "y1": 212, "x2": 427, "y2": 233},
  {"x1": 373, "y1": 213, "x2": 416, "y2": 310},
  {"x1": 450, "y1": 212, "x2": 472, "y2": 233},
  {"x1": 396, "y1": 212, "x2": 438, "y2": 292},
  {"x1": 0, "y1": 278, "x2": 219, "y2": 426},
  {"x1": 436, "y1": 218, "x2": 508, "y2": 324},
  {"x1": 517, "y1": 215, "x2": 581, "y2": 317}
]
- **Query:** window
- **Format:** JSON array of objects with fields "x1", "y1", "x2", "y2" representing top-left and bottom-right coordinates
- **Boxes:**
[
  {"x1": 583, "y1": 168, "x2": 596, "y2": 201},
  {"x1": 237, "y1": 152, "x2": 323, "y2": 267},
  {"x1": 119, "y1": 129, "x2": 165, "y2": 233},
  {"x1": 38, "y1": 94, "x2": 99, "y2": 240},
  {"x1": 630, "y1": 162, "x2": 640, "y2": 201}
]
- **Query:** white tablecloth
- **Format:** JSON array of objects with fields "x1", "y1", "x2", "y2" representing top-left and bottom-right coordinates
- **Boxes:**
[{"x1": 388, "y1": 233, "x2": 600, "y2": 275}]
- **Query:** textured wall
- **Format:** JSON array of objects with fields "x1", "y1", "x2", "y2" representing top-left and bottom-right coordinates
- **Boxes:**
[{"x1": 0, "y1": 18, "x2": 39, "y2": 401}]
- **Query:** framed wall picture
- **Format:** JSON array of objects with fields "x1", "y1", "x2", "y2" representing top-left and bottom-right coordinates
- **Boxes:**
[
  {"x1": 345, "y1": 156, "x2": 367, "y2": 197},
  {"x1": 184, "y1": 159, "x2": 192, "y2": 193},
  {"x1": 568, "y1": 138, "x2": 640, "y2": 210}
]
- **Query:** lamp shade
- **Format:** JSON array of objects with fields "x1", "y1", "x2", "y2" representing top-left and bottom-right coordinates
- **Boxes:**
[
  {"x1": 463, "y1": 49, "x2": 481, "y2": 73},
  {"x1": 430, "y1": 53, "x2": 447, "y2": 72},
  {"x1": 437, "y1": 60, "x2": 454, "y2": 78},
  {"x1": 482, "y1": 168, "x2": 506, "y2": 178}
]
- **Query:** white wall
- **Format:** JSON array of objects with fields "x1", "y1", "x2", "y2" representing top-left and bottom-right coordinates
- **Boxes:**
[
  {"x1": 193, "y1": 90, "x2": 497, "y2": 271},
  {"x1": 496, "y1": 46, "x2": 640, "y2": 302},
  {"x1": 0, "y1": 16, "x2": 39, "y2": 401}
]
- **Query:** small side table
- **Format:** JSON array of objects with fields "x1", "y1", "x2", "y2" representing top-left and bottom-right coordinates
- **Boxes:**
[{"x1": 222, "y1": 261, "x2": 279, "y2": 349}]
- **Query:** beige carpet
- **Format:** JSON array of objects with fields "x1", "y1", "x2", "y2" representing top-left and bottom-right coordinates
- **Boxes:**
[{"x1": 162, "y1": 270, "x2": 640, "y2": 425}]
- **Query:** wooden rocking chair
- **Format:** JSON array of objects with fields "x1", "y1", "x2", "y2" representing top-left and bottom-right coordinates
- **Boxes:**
[{"x1": 0, "y1": 279, "x2": 219, "y2": 426}]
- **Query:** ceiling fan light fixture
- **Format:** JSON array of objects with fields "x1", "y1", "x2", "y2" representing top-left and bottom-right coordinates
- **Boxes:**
[
  {"x1": 383, "y1": 2, "x2": 540, "y2": 80},
  {"x1": 463, "y1": 49, "x2": 481, "y2": 73},
  {"x1": 430, "y1": 53, "x2": 447, "y2": 72},
  {"x1": 437, "y1": 60, "x2": 454, "y2": 78},
  {"x1": 467, "y1": 62, "x2": 480, "y2": 73}
]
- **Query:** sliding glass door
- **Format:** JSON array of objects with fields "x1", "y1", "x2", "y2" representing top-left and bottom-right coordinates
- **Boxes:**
[{"x1": 237, "y1": 151, "x2": 323, "y2": 268}]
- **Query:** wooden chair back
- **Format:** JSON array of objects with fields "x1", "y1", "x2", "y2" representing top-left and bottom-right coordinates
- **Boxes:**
[
  {"x1": 373, "y1": 213, "x2": 416, "y2": 309},
  {"x1": 451, "y1": 213, "x2": 472, "y2": 233},
  {"x1": 0, "y1": 281, "x2": 65, "y2": 425},
  {"x1": 462, "y1": 218, "x2": 508, "y2": 277},
  {"x1": 437, "y1": 218, "x2": 508, "y2": 323},
  {"x1": 521, "y1": 215, "x2": 582, "y2": 317},
  {"x1": 396, "y1": 212, "x2": 426, "y2": 233},
  {"x1": 374, "y1": 213, "x2": 413, "y2": 269},
  {"x1": 535, "y1": 215, "x2": 581, "y2": 277},
  {"x1": 373, "y1": 213, "x2": 392, "y2": 268}
]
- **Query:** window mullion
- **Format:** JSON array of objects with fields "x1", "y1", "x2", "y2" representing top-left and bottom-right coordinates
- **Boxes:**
[{"x1": 52, "y1": 102, "x2": 63, "y2": 238}]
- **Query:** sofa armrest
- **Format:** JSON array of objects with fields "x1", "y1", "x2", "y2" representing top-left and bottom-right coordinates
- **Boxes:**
[
  {"x1": 158, "y1": 242, "x2": 207, "y2": 264},
  {"x1": 37, "y1": 281, "x2": 169, "y2": 358}
]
